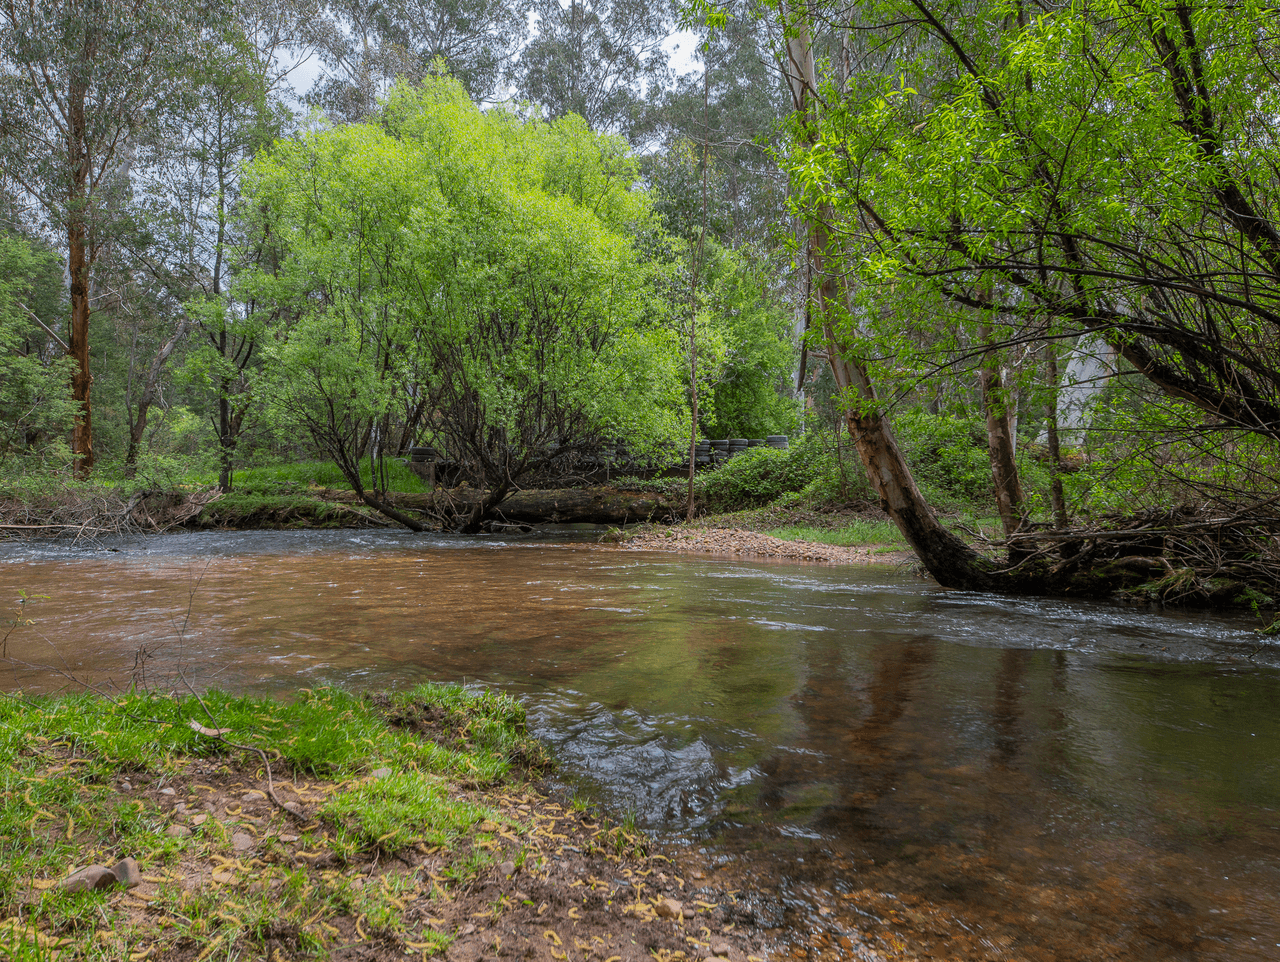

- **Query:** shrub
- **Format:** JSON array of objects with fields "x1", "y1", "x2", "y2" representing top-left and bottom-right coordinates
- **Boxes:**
[{"x1": 695, "y1": 437, "x2": 832, "y2": 511}]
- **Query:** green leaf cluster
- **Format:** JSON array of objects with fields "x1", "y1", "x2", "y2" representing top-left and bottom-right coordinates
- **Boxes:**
[{"x1": 244, "y1": 77, "x2": 690, "y2": 483}]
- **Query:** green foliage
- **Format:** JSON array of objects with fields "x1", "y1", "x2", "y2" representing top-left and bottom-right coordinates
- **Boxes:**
[
  {"x1": 0, "y1": 235, "x2": 76, "y2": 470},
  {"x1": 198, "y1": 459, "x2": 433, "y2": 495},
  {"x1": 782, "y1": 0, "x2": 1280, "y2": 505},
  {"x1": 695, "y1": 436, "x2": 833, "y2": 512},
  {"x1": 893, "y1": 410, "x2": 993, "y2": 509},
  {"x1": 696, "y1": 243, "x2": 798, "y2": 440},
  {"x1": 246, "y1": 76, "x2": 689, "y2": 498}
]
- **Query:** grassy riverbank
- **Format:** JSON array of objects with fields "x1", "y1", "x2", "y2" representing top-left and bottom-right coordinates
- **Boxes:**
[{"x1": 0, "y1": 685, "x2": 766, "y2": 962}]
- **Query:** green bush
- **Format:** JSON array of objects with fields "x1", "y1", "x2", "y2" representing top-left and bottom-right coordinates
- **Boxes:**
[
  {"x1": 894, "y1": 410, "x2": 994, "y2": 508},
  {"x1": 695, "y1": 437, "x2": 832, "y2": 511}
]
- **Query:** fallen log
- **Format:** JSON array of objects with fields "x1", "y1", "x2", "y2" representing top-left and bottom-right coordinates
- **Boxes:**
[{"x1": 314, "y1": 486, "x2": 679, "y2": 526}]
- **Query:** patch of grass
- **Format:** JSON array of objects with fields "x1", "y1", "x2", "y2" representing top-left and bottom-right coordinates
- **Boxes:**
[
  {"x1": 763, "y1": 520, "x2": 907, "y2": 548},
  {"x1": 195, "y1": 459, "x2": 433, "y2": 495},
  {"x1": 0, "y1": 683, "x2": 546, "y2": 959},
  {"x1": 322, "y1": 771, "x2": 487, "y2": 852}
]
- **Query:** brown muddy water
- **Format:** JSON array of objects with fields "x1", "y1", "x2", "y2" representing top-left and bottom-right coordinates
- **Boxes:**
[{"x1": 2, "y1": 529, "x2": 1278, "y2": 961}]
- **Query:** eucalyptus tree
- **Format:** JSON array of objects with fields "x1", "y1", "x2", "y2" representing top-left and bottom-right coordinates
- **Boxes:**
[
  {"x1": 652, "y1": 9, "x2": 791, "y2": 249},
  {"x1": 515, "y1": 0, "x2": 674, "y2": 137},
  {"x1": 0, "y1": 0, "x2": 220, "y2": 474},
  {"x1": 136, "y1": 1, "x2": 312, "y2": 488},
  {"x1": 750, "y1": 0, "x2": 1280, "y2": 592},
  {"x1": 244, "y1": 79, "x2": 686, "y2": 530},
  {"x1": 311, "y1": 0, "x2": 532, "y2": 119}
]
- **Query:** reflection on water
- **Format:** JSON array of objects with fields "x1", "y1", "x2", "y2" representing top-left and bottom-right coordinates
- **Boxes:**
[{"x1": 2, "y1": 529, "x2": 1278, "y2": 960}]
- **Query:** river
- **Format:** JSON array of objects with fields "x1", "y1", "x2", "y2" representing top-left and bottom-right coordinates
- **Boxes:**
[{"x1": 1, "y1": 529, "x2": 1277, "y2": 961}]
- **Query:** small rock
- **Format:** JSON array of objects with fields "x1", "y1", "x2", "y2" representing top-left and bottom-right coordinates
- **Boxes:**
[
  {"x1": 514, "y1": 890, "x2": 531, "y2": 901},
  {"x1": 516, "y1": 804, "x2": 531, "y2": 813},
  {"x1": 158, "y1": 787, "x2": 176, "y2": 796},
  {"x1": 498, "y1": 860, "x2": 516, "y2": 878},
  {"x1": 656, "y1": 897, "x2": 683, "y2": 919},
  {"x1": 120, "y1": 781, "x2": 132, "y2": 791},
  {"x1": 279, "y1": 834, "x2": 299, "y2": 843},
  {"x1": 691, "y1": 870, "x2": 706, "y2": 880},
  {"x1": 459, "y1": 923, "x2": 476, "y2": 936},
  {"x1": 370, "y1": 767, "x2": 392, "y2": 779},
  {"x1": 202, "y1": 802, "x2": 215, "y2": 812},
  {"x1": 60, "y1": 865, "x2": 114, "y2": 893},
  {"x1": 282, "y1": 801, "x2": 302, "y2": 815},
  {"x1": 231, "y1": 832, "x2": 255, "y2": 852},
  {"x1": 174, "y1": 803, "x2": 187, "y2": 813},
  {"x1": 109, "y1": 857, "x2": 141, "y2": 889},
  {"x1": 711, "y1": 943, "x2": 731, "y2": 958},
  {"x1": 191, "y1": 813, "x2": 208, "y2": 826},
  {"x1": 166, "y1": 825, "x2": 192, "y2": 838},
  {"x1": 683, "y1": 908, "x2": 696, "y2": 919}
]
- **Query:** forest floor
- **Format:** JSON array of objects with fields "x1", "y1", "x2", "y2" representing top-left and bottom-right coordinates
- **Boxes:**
[{"x1": 0, "y1": 686, "x2": 773, "y2": 962}]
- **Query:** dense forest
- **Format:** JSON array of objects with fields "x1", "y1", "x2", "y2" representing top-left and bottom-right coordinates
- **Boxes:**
[{"x1": 2, "y1": 0, "x2": 1279, "y2": 602}]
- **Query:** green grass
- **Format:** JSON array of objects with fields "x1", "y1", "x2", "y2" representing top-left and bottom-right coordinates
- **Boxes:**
[
  {"x1": 0, "y1": 683, "x2": 544, "y2": 960},
  {"x1": 192, "y1": 459, "x2": 434, "y2": 495},
  {"x1": 763, "y1": 519, "x2": 908, "y2": 548}
]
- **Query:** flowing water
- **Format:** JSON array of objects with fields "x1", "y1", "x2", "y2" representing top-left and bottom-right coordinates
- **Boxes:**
[{"x1": 2, "y1": 529, "x2": 1278, "y2": 961}]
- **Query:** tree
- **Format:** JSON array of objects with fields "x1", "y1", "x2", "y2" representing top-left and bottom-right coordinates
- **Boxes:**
[
  {"x1": 515, "y1": 0, "x2": 674, "y2": 137},
  {"x1": 245, "y1": 78, "x2": 686, "y2": 530},
  {"x1": 0, "y1": 0, "x2": 216, "y2": 474},
  {"x1": 0, "y1": 234, "x2": 77, "y2": 470},
  {"x1": 766, "y1": 0, "x2": 1280, "y2": 591},
  {"x1": 311, "y1": 0, "x2": 532, "y2": 119},
  {"x1": 140, "y1": 4, "x2": 303, "y2": 489}
]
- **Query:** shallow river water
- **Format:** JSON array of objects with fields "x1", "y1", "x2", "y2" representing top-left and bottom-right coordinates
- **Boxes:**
[{"x1": 1, "y1": 530, "x2": 1278, "y2": 961}]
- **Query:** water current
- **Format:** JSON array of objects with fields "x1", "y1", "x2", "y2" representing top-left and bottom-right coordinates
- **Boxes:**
[{"x1": 1, "y1": 529, "x2": 1277, "y2": 961}]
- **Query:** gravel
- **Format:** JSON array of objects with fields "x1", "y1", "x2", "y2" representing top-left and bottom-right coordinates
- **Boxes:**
[{"x1": 617, "y1": 526, "x2": 913, "y2": 566}]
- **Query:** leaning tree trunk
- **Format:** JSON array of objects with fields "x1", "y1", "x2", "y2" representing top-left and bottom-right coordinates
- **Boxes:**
[{"x1": 781, "y1": 9, "x2": 1007, "y2": 591}]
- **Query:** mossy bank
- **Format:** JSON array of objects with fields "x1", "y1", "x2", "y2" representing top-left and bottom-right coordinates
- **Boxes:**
[{"x1": 0, "y1": 685, "x2": 768, "y2": 962}]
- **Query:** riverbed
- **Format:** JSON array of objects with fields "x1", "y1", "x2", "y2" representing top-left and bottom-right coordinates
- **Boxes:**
[{"x1": 1, "y1": 529, "x2": 1277, "y2": 960}]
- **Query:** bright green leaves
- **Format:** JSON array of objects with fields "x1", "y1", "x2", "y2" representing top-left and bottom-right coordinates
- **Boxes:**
[{"x1": 244, "y1": 75, "x2": 685, "y2": 498}]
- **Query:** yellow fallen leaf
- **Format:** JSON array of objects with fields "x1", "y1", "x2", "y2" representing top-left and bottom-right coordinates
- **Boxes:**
[{"x1": 543, "y1": 929, "x2": 562, "y2": 946}]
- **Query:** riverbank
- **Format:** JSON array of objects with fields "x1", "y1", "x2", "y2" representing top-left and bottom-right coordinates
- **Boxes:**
[
  {"x1": 618, "y1": 525, "x2": 914, "y2": 566},
  {"x1": 0, "y1": 685, "x2": 770, "y2": 962}
]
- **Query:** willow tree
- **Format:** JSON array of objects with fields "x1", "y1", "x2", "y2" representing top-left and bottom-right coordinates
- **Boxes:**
[
  {"x1": 244, "y1": 78, "x2": 686, "y2": 530},
  {"x1": 763, "y1": 0, "x2": 1280, "y2": 592}
]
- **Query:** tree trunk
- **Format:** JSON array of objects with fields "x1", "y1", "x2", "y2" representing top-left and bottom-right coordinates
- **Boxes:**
[
  {"x1": 124, "y1": 320, "x2": 189, "y2": 475},
  {"x1": 67, "y1": 75, "x2": 94, "y2": 476},
  {"x1": 1044, "y1": 348, "x2": 1070, "y2": 530},
  {"x1": 780, "y1": 6, "x2": 1003, "y2": 590},
  {"x1": 68, "y1": 209, "x2": 94, "y2": 475},
  {"x1": 978, "y1": 326, "x2": 1026, "y2": 542}
]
